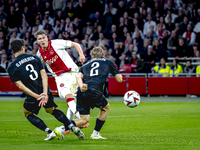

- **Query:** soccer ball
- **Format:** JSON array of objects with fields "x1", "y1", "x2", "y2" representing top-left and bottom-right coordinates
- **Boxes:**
[{"x1": 123, "y1": 90, "x2": 140, "y2": 108}]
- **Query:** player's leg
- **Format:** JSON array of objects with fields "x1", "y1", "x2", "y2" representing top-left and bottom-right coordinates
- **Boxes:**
[
  {"x1": 65, "y1": 73, "x2": 90, "y2": 131},
  {"x1": 66, "y1": 105, "x2": 75, "y2": 120},
  {"x1": 23, "y1": 107, "x2": 56, "y2": 140},
  {"x1": 91, "y1": 102, "x2": 110, "y2": 140},
  {"x1": 67, "y1": 73, "x2": 81, "y2": 119},
  {"x1": 55, "y1": 73, "x2": 81, "y2": 119},
  {"x1": 45, "y1": 107, "x2": 84, "y2": 140},
  {"x1": 67, "y1": 88, "x2": 89, "y2": 129},
  {"x1": 73, "y1": 114, "x2": 90, "y2": 127},
  {"x1": 72, "y1": 90, "x2": 91, "y2": 128},
  {"x1": 65, "y1": 93, "x2": 80, "y2": 119},
  {"x1": 45, "y1": 106, "x2": 68, "y2": 139},
  {"x1": 97, "y1": 103, "x2": 110, "y2": 121},
  {"x1": 44, "y1": 93, "x2": 84, "y2": 140},
  {"x1": 64, "y1": 108, "x2": 75, "y2": 134},
  {"x1": 56, "y1": 94, "x2": 78, "y2": 135}
]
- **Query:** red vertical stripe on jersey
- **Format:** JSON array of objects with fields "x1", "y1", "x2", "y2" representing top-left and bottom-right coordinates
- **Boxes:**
[{"x1": 39, "y1": 41, "x2": 71, "y2": 76}]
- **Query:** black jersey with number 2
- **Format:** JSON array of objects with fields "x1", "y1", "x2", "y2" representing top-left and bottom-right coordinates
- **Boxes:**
[
  {"x1": 79, "y1": 58, "x2": 119, "y2": 94},
  {"x1": 8, "y1": 54, "x2": 50, "y2": 100}
]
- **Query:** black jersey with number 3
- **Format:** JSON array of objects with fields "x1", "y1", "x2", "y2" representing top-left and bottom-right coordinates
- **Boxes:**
[
  {"x1": 8, "y1": 54, "x2": 50, "y2": 100},
  {"x1": 79, "y1": 58, "x2": 119, "y2": 93}
]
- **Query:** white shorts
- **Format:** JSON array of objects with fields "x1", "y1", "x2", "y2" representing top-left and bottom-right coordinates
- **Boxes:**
[{"x1": 55, "y1": 72, "x2": 77, "y2": 99}]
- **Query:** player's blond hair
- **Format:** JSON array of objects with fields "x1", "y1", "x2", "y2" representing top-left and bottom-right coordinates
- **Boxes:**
[
  {"x1": 34, "y1": 30, "x2": 47, "y2": 39},
  {"x1": 90, "y1": 47, "x2": 104, "y2": 58}
]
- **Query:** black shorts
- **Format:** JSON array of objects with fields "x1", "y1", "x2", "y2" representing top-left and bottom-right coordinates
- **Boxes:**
[
  {"x1": 76, "y1": 88, "x2": 108, "y2": 115},
  {"x1": 23, "y1": 92, "x2": 57, "y2": 115}
]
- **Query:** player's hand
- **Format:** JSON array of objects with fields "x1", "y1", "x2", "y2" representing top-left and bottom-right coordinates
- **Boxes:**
[
  {"x1": 37, "y1": 93, "x2": 48, "y2": 107},
  {"x1": 80, "y1": 83, "x2": 88, "y2": 92},
  {"x1": 37, "y1": 93, "x2": 46, "y2": 100},
  {"x1": 38, "y1": 95, "x2": 48, "y2": 107},
  {"x1": 79, "y1": 55, "x2": 85, "y2": 65}
]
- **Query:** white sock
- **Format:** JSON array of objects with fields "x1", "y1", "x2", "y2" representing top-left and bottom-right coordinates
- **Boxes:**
[
  {"x1": 67, "y1": 100, "x2": 81, "y2": 119},
  {"x1": 74, "y1": 110, "x2": 80, "y2": 119},
  {"x1": 92, "y1": 130, "x2": 99, "y2": 136},
  {"x1": 66, "y1": 108, "x2": 75, "y2": 120},
  {"x1": 68, "y1": 123, "x2": 74, "y2": 130}
]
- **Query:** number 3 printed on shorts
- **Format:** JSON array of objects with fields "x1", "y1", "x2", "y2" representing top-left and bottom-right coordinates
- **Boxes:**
[
  {"x1": 90, "y1": 62, "x2": 100, "y2": 76},
  {"x1": 26, "y1": 64, "x2": 38, "y2": 80}
]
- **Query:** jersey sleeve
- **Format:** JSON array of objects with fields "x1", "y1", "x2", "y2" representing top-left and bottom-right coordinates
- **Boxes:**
[
  {"x1": 109, "y1": 60, "x2": 119, "y2": 76},
  {"x1": 51, "y1": 39, "x2": 72, "y2": 49},
  {"x1": 36, "y1": 51, "x2": 44, "y2": 63},
  {"x1": 7, "y1": 65, "x2": 20, "y2": 82},
  {"x1": 34, "y1": 56, "x2": 44, "y2": 71}
]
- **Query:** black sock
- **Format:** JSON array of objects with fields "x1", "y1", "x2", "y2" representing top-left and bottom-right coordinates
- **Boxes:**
[
  {"x1": 64, "y1": 120, "x2": 76, "y2": 131},
  {"x1": 63, "y1": 120, "x2": 76, "y2": 131},
  {"x1": 27, "y1": 114, "x2": 50, "y2": 132},
  {"x1": 94, "y1": 118, "x2": 105, "y2": 132},
  {"x1": 52, "y1": 109, "x2": 71, "y2": 130},
  {"x1": 71, "y1": 120, "x2": 76, "y2": 126}
]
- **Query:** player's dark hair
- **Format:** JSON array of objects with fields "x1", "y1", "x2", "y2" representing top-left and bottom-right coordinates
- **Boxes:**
[
  {"x1": 10, "y1": 39, "x2": 24, "y2": 53},
  {"x1": 34, "y1": 29, "x2": 47, "y2": 39}
]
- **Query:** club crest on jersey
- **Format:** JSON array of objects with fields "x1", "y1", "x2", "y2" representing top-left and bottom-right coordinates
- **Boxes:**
[
  {"x1": 60, "y1": 83, "x2": 64, "y2": 87},
  {"x1": 50, "y1": 50, "x2": 54, "y2": 55}
]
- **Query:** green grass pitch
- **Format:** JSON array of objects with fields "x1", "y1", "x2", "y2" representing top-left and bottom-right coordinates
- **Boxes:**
[{"x1": 0, "y1": 97, "x2": 200, "y2": 150}]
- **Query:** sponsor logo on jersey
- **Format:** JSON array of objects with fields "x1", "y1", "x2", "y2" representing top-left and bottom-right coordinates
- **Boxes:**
[
  {"x1": 60, "y1": 83, "x2": 64, "y2": 87},
  {"x1": 46, "y1": 55, "x2": 58, "y2": 64}
]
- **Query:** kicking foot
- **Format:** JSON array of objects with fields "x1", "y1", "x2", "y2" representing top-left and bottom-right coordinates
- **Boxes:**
[
  {"x1": 54, "y1": 127, "x2": 65, "y2": 140},
  {"x1": 71, "y1": 127, "x2": 85, "y2": 140},
  {"x1": 44, "y1": 131, "x2": 56, "y2": 140}
]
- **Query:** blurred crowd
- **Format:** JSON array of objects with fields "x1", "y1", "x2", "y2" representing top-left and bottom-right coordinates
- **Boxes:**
[{"x1": 0, "y1": 0, "x2": 200, "y2": 75}]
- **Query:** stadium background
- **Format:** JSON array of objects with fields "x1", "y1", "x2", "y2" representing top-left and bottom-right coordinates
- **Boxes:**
[
  {"x1": 0, "y1": 0, "x2": 200, "y2": 96},
  {"x1": 0, "y1": 1, "x2": 200, "y2": 149}
]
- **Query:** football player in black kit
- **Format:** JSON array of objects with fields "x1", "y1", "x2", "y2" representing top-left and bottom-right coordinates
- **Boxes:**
[
  {"x1": 7, "y1": 39, "x2": 84, "y2": 140},
  {"x1": 72, "y1": 46, "x2": 122, "y2": 139}
]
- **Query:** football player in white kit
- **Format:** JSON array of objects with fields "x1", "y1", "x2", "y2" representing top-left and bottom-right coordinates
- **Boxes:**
[{"x1": 35, "y1": 30, "x2": 89, "y2": 136}]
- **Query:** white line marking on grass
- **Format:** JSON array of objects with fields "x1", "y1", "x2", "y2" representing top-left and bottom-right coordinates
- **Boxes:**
[{"x1": 0, "y1": 114, "x2": 199, "y2": 122}]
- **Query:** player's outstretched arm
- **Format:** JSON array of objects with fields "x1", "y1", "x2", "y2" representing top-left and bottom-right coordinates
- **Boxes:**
[
  {"x1": 40, "y1": 69, "x2": 48, "y2": 95},
  {"x1": 76, "y1": 72, "x2": 88, "y2": 92},
  {"x1": 15, "y1": 81, "x2": 40, "y2": 99},
  {"x1": 115, "y1": 74, "x2": 123, "y2": 83},
  {"x1": 71, "y1": 42, "x2": 85, "y2": 64},
  {"x1": 37, "y1": 69, "x2": 49, "y2": 107}
]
